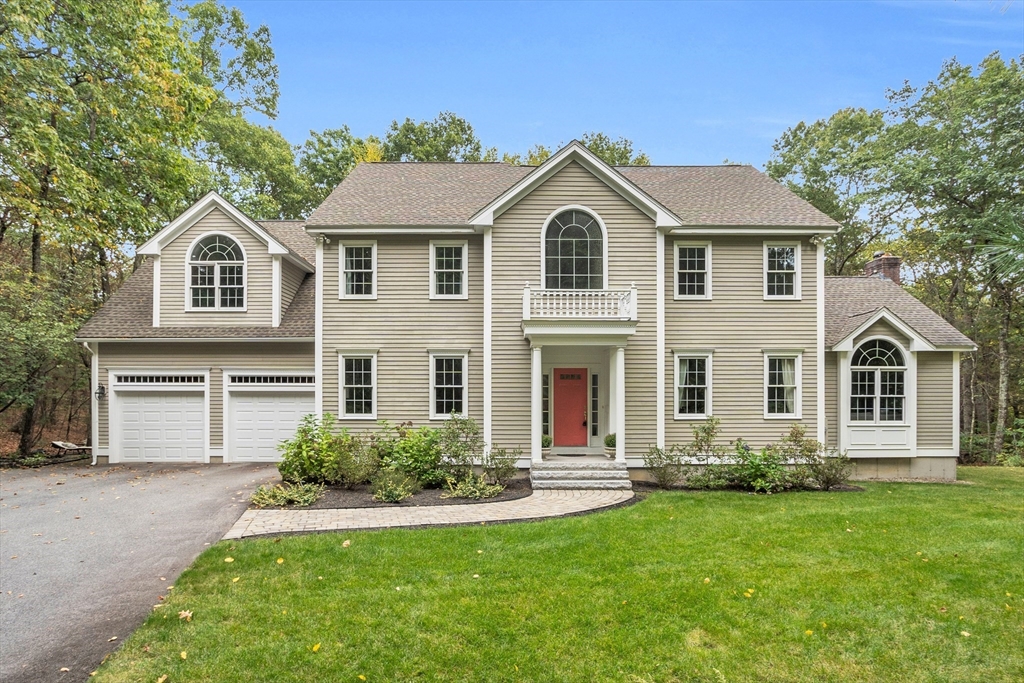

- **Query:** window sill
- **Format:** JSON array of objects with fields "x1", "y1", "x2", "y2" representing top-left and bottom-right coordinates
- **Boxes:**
[
  {"x1": 764, "y1": 414, "x2": 802, "y2": 420},
  {"x1": 340, "y1": 414, "x2": 377, "y2": 420},
  {"x1": 428, "y1": 295, "x2": 469, "y2": 301},
  {"x1": 673, "y1": 295, "x2": 712, "y2": 302},
  {"x1": 762, "y1": 296, "x2": 802, "y2": 302},
  {"x1": 339, "y1": 295, "x2": 377, "y2": 301},
  {"x1": 184, "y1": 307, "x2": 248, "y2": 313},
  {"x1": 674, "y1": 414, "x2": 710, "y2": 421}
]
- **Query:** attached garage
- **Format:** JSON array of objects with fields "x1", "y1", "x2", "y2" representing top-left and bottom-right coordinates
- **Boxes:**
[
  {"x1": 112, "y1": 374, "x2": 208, "y2": 462},
  {"x1": 225, "y1": 374, "x2": 315, "y2": 462}
]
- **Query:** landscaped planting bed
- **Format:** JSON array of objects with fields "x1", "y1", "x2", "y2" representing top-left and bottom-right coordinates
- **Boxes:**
[{"x1": 93, "y1": 466, "x2": 1023, "y2": 682}]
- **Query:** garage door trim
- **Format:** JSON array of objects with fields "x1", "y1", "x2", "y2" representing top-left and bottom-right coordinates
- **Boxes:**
[{"x1": 108, "y1": 368, "x2": 210, "y2": 464}]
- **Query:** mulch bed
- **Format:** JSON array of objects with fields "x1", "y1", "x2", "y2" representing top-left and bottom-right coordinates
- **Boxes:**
[{"x1": 258, "y1": 478, "x2": 534, "y2": 510}]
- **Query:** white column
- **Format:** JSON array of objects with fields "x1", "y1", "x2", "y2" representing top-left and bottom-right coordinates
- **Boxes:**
[
  {"x1": 314, "y1": 236, "x2": 324, "y2": 417},
  {"x1": 615, "y1": 345, "x2": 626, "y2": 463},
  {"x1": 815, "y1": 236, "x2": 826, "y2": 443},
  {"x1": 607, "y1": 347, "x2": 617, "y2": 447},
  {"x1": 89, "y1": 342, "x2": 99, "y2": 465},
  {"x1": 531, "y1": 344, "x2": 543, "y2": 463},
  {"x1": 953, "y1": 351, "x2": 961, "y2": 453},
  {"x1": 655, "y1": 230, "x2": 665, "y2": 449}
]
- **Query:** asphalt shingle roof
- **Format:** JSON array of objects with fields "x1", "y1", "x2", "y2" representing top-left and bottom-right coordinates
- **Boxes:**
[
  {"x1": 76, "y1": 222, "x2": 316, "y2": 340},
  {"x1": 824, "y1": 275, "x2": 974, "y2": 349},
  {"x1": 306, "y1": 161, "x2": 839, "y2": 228}
]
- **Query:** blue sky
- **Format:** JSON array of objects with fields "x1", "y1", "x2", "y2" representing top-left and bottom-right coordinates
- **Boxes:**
[{"x1": 235, "y1": 0, "x2": 1023, "y2": 167}]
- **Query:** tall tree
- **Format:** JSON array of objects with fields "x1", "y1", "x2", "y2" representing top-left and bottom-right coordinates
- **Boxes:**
[
  {"x1": 580, "y1": 132, "x2": 651, "y2": 166},
  {"x1": 383, "y1": 111, "x2": 483, "y2": 162}
]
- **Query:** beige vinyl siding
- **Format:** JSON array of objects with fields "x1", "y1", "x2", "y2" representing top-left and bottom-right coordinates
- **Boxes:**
[
  {"x1": 321, "y1": 235, "x2": 484, "y2": 429},
  {"x1": 665, "y1": 236, "x2": 819, "y2": 448},
  {"x1": 917, "y1": 351, "x2": 954, "y2": 450},
  {"x1": 281, "y1": 259, "x2": 306, "y2": 311},
  {"x1": 96, "y1": 341, "x2": 313, "y2": 448},
  {"x1": 159, "y1": 208, "x2": 274, "y2": 326},
  {"x1": 825, "y1": 351, "x2": 838, "y2": 448},
  {"x1": 491, "y1": 161, "x2": 658, "y2": 456},
  {"x1": 853, "y1": 319, "x2": 910, "y2": 348}
]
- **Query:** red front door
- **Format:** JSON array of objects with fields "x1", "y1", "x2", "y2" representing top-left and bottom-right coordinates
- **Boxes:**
[{"x1": 553, "y1": 368, "x2": 589, "y2": 447}]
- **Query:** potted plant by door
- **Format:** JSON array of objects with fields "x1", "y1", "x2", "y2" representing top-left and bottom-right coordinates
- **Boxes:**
[
  {"x1": 604, "y1": 433, "x2": 616, "y2": 459},
  {"x1": 542, "y1": 434, "x2": 552, "y2": 459}
]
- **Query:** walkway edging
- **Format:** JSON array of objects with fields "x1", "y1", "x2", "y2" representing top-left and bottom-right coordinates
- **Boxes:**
[{"x1": 223, "y1": 489, "x2": 634, "y2": 539}]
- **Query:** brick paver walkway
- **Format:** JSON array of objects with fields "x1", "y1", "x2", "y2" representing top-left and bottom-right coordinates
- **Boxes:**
[{"x1": 223, "y1": 489, "x2": 634, "y2": 539}]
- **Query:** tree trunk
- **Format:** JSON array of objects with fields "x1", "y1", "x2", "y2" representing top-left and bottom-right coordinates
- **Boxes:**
[
  {"x1": 31, "y1": 223, "x2": 42, "y2": 275},
  {"x1": 17, "y1": 403, "x2": 37, "y2": 456},
  {"x1": 992, "y1": 285, "x2": 1012, "y2": 455},
  {"x1": 96, "y1": 243, "x2": 111, "y2": 299}
]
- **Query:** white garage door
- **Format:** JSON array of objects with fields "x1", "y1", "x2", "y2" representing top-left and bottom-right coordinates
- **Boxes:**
[
  {"x1": 228, "y1": 392, "x2": 314, "y2": 461},
  {"x1": 118, "y1": 392, "x2": 205, "y2": 462}
]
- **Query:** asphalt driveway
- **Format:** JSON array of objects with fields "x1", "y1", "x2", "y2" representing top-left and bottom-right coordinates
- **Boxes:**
[{"x1": 0, "y1": 461, "x2": 278, "y2": 683}]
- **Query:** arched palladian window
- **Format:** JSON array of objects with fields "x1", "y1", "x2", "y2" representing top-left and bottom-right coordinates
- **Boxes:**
[
  {"x1": 189, "y1": 234, "x2": 245, "y2": 309},
  {"x1": 850, "y1": 339, "x2": 905, "y2": 422},
  {"x1": 544, "y1": 209, "x2": 604, "y2": 289}
]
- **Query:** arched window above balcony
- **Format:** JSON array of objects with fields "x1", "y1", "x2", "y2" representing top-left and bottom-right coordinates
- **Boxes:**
[{"x1": 543, "y1": 208, "x2": 605, "y2": 290}]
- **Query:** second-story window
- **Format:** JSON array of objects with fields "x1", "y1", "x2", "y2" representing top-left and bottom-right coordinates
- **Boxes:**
[
  {"x1": 544, "y1": 208, "x2": 604, "y2": 289},
  {"x1": 189, "y1": 233, "x2": 245, "y2": 309},
  {"x1": 764, "y1": 243, "x2": 800, "y2": 299},
  {"x1": 341, "y1": 242, "x2": 376, "y2": 299},
  {"x1": 675, "y1": 242, "x2": 711, "y2": 299},
  {"x1": 430, "y1": 240, "x2": 468, "y2": 299}
]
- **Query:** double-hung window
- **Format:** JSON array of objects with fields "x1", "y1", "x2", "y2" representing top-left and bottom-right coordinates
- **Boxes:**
[
  {"x1": 675, "y1": 353, "x2": 712, "y2": 419},
  {"x1": 675, "y1": 242, "x2": 711, "y2": 299},
  {"x1": 340, "y1": 352, "x2": 376, "y2": 418},
  {"x1": 430, "y1": 352, "x2": 467, "y2": 419},
  {"x1": 429, "y1": 240, "x2": 468, "y2": 299},
  {"x1": 764, "y1": 352, "x2": 801, "y2": 418},
  {"x1": 764, "y1": 243, "x2": 800, "y2": 300},
  {"x1": 341, "y1": 241, "x2": 376, "y2": 299},
  {"x1": 850, "y1": 339, "x2": 906, "y2": 423},
  {"x1": 188, "y1": 233, "x2": 245, "y2": 310}
]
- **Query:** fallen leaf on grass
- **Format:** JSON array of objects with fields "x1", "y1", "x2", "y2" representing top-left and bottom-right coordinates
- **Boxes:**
[
  {"x1": 358, "y1": 677, "x2": 366, "y2": 681},
  {"x1": 312, "y1": 643, "x2": 321, "y2": 652},
  {"x1": 178, "y1": 610, "x2": 192, "y2": 622},
  {"x1": 232, "y1": 577, "x2": 239, "y2": 583},
  {"x1": 704, "y1": 578, "x2": 711, "y2": 584},
  {"x1": 224, "y1": 557, "x2": 234, "y2": 563},
  {"x1": 277, "y1": 558, "x2": 284, "y2": 564},
  {"x1": 961, "y1": 631, "x2": 970, "y2": 637},
  {"x1": 805, "y1": 630, "x2": 813, "y2": 636},
  {"x1": 342, "y1": 540, "x2": 351, "y2": 548},
  {"x1": 157, "y1": 676, "x2": 168, "y2": 683},
  {"x1": 108, "y1": 636, "x2": 117, "y2": 642},
  {"x1": 180, "y1": 651, "x2": 187, "y2": 660}
]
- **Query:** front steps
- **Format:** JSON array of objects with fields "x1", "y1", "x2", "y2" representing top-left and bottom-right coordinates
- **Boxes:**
[{"x1": 529, "y1": 460, "x2": 632, "y2": 490}]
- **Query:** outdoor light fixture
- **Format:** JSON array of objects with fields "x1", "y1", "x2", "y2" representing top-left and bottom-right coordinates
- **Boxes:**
[{"x1": 94, "y1": 384, "x2": 107, "y2": 400}]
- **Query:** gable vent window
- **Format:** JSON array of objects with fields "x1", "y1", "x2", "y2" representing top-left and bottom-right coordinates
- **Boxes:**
[
  {"x1": 544, "y1": 209, "x2": 604, "y2": 290},
  {"x1": 115, "y1": 375, "x2": 205, "y2": 384},
  {"x1": 189, "y1": 234, "x2": 245, "y2": 309},
  {"x1": 229, "y1": 375, "x2": 315, "y2": 385}
]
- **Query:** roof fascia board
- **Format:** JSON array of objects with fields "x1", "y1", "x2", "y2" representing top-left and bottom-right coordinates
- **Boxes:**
[
  {"x1": 306, "y1": 225, "x2": 477, "y2": 235},
  {"x1": 669, "y1": 226, "x2": 840, "y2": 235},
  {"x1": 831, "y1": 307, "x2": 937, "y2": 352},
  {"x1": 76, "y1": 336, "x2": 314, "y2": 343},
  {"x1": 469, "y1": 142, "x2": 682, "y2": 228},
  {"x1": 138, "y1": 192, "x2": 304, "y2": 265}
]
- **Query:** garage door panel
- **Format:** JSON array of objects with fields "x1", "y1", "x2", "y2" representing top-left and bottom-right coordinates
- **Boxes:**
[
  {"x1": 117, "y1": 391, "x2": 205, "y2": 462},
  {"x1": 229, "y1": 392, "x2": 313, "y2": 462}
]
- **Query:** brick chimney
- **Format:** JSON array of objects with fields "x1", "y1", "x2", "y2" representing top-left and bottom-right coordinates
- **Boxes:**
[{"x1": 865, "y1": 251, "x2": 901, "y2": 285}]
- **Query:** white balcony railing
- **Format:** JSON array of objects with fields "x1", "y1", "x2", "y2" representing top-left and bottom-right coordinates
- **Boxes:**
[{"x1": 522, "y1": 283, "x2": 637, "y2": 321}]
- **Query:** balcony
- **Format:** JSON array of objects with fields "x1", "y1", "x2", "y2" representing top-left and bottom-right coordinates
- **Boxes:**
[{"x1": 521, "y1": 283, "x2": 637, "y2": 321}]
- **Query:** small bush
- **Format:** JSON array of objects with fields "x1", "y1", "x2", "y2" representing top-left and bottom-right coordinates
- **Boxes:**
[
  {"x1": 371, "y1": 467, "x2": 420, "y2": 503},
  {"x1": 732, "y1": 444, "x2": 790, "y2": 494},
  {"x1": 643, "y1": 445, "x2": 686, "y2": 489},
  {"x1": 437, "y1": 413, "x2": 485, "y2": 482},
  {"x1": 277, "y1": 413, "x2": 341, "y2": 485},
  {"x1": 809, "y1": 451, "x2": 855, "y2": 490},
  {"x1": 442, "y1": 473, "x2": 504, "y2": 500},
  {"x1": 541, "y1": 434, "x2": 552, "y2": 448},
  {"x1": 484, "y1": 446, "x2": 520, "y2": 485},
  {"x1": 386, "y1": 426, "x2": 445, "y2": 487},
  {"x1": 604, "y1": 433, "x2": 616, "y2": 449},
  {"x1": 250, "y1": 482, "x2": 324, "y2": 508}
]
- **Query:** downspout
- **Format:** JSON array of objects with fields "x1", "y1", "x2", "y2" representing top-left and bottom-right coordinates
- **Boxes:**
[{"x1": 82, "y1": 341, "x2": 98, "y2": 465}]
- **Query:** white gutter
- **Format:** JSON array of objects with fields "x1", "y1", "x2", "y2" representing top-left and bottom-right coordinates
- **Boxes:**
[{"x1": 82, "y1": 342, "x2": 99, "y2": 465}]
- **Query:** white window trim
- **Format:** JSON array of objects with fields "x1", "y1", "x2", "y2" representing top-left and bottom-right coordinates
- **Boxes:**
[
  {"x1": 763, "y1": 351, "x2": 803, "y2": 419},
  {"x1": 673, "y1": 351, "x2": 713, "y2": 420},
  {"x1": 429, "y1": 351, "x2": 469, "y2": 420},
  {"x1": 338, "y1": 351, "x2": 377, "y2": 419},
  {"x1": 184, "y1": 231, "x2": 248, "y2": 312},
  {"x1": 429, "y1": 239, "x2": 469, "y2": 300},
  {"x1": 673, "y1": 241, "x2": 712, "y2": 301},
  {"x1": 763, "y1": 241, "x2": 802, "y2": 301},
  {"x1": 848, "y1": 336, "x2": 911, "y2": 427},
  {"x1": 539, "y1": 205, "x2": 609, "y2": 291},
  {"x1": 339, "y1": 240, "x2": 377, "y2": 300}
]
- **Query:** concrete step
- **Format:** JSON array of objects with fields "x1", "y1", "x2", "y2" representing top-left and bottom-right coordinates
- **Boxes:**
[
  {"x1": 530, "y1": 479, "x2": 633, "y2": 490},
  {"x1": 530, "y1": 469, "x2": 631, "y2": 481},
  {"x1": 531, "y1": 461, "x2": 625, "y2": 471}
]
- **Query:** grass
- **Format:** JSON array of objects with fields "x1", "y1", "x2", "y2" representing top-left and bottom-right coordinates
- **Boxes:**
[{"x1": 95, "y1": 467, "x2": 1023, "y2": 682}]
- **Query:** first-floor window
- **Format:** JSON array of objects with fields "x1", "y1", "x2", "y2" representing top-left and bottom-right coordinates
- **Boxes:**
[
  {"x1": 765, "y1": 354, "x2": 800, "y2": 417},
  {"x1": 850, "y1": 339, "x2": 906, "y2": 423},
  {"x1": 342, "y1": 355, "x2": 375, "y2": 417},
  {"x1": 676, "y1": 354, "x2": 711, "y2": 418},
  {"x1": 431, "y1": 354, "x2": 466, "y2": 418}
]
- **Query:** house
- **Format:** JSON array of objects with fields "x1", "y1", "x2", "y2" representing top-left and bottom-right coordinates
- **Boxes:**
[{"x1": 76, "y1": 141, "x2": 974, "y2": 484}]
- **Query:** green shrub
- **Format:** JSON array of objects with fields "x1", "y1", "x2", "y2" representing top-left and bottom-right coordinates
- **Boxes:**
[
  {"x1": 642, "y1": 445, "x2": 686, "y2": 489},
  {"x1": 365, "y1": 420, "x2": 410, "y2": 463},
  {"x1": 541, "y1": 434, "x2": 552, "y2": 448},
  {"x1": 808, "y1": 451, "x2": 855, "y2": 490},
  {"x1": 371, "y1": 467, "x2": 420, "y2": 503},
  {"x1": 250, "y1": 482, "x2": 324, "y2": 508},
  {"x1": 731, "y1": 443, "x2": 790, "y2": 494},
  {"x1": 483, "y1": 446, "x2": 520, "y2": 485},
  {"x1": 437, "y1": 413, "x2": 484, "y2": 482},
  {"x1": 604, "y1": 433, "x2": 616, "y2": 448},
  {"x1": 277, "y1": 413, "x2": 340, "y2": 485},
  {"x1": 386, "y1": 426, "x2": 445, "y2": 486},
  {"x1": 997, "y1": 418, "x2": 1024, "y2": 467},
  {"x1": 442, "y1": 472, "x2": 504, "y2": 500}
]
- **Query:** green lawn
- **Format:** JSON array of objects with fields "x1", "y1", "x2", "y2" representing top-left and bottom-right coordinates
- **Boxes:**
[{"x1": 96, "y1": 467, "x2": 1024, "y2": 682}]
